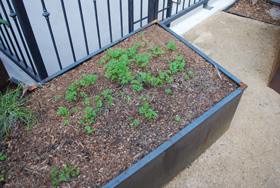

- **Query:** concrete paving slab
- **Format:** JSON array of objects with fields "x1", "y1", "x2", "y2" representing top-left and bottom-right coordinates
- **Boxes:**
[{"x1": 165, "y1": 11, "x2": 280, "y2": 188}]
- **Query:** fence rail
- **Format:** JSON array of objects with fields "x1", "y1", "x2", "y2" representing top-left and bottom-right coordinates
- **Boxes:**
[{"x1": 0, "y1": 0, "x2": 212, "y2": 82}]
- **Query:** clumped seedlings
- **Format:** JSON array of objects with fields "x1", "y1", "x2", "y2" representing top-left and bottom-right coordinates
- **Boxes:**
[
  {"x1": 165, "y1": 89, "x2": 172, "y2": 94},
  {"x1": 166, "y1": 40, "x2": 178, "y2": 51},
  {"x1": 63, "y1": 119, "x2": 69, "y2": 125},
  {"x1": 85, "y1": 125, "x2": 95, "y2": 133},
  {"x1": 124, "y1": 96, "x2": 131, "y2": 102},
  {"x1": 55, "y1": 95, "x2": 62, "y2": 100},
  {"x1": 139, "y1": 102, "x2": 158, "y2": 120},
  {"x1": 57, "y1": 107, "x2": 69, "y2": 116},
  {"x1": 52, "y1": 165, "x2": 80, "y2": 186},
  {"x1": 188, "y1": 71, "x2": 196, "y2": 78}
]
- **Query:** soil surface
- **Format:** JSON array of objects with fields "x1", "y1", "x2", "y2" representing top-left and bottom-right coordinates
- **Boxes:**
[
  {"x1": 0, "y1": 24, "x2": 238, "y2": 188},
  {"x1": 228, "y1": 0, "x2": 280, "y2": 25}
]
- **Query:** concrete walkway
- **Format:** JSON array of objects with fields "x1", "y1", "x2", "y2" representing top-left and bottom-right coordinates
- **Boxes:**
[{"x1": 165, "y1": 12, "x2": 280, "y2": 188}]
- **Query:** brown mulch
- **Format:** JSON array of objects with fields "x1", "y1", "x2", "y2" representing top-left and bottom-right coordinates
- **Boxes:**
[
  {"x1": 227, "y1": 0, "x2": 280, "y2": 25},
  {"x1": 0, "y1": 24, "x2": 238, "y2": 187}
]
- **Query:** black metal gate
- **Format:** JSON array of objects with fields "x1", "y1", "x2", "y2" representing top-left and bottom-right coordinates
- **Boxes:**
[{"x1": 0, "y1": 0, "x2": 212, "y2": 82}]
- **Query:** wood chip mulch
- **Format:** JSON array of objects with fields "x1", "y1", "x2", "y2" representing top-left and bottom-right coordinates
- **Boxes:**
[{"x1": 227, "y1": 0, "x2": 280, "y2": 25}]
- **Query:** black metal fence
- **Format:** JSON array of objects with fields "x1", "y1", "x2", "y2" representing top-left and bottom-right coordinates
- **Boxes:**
[{"x1": 0, "y1": 0, "x2": 212, "y2": 82}]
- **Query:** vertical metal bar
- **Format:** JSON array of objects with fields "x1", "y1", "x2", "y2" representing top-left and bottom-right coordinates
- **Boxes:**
[
  {"x1": 61, "y1": 0, "x2": 76, "y2": 62},
  {"x1": 93, "y1": 0, "x2": 101, "y2": 48},
  {"x1": 0, "y1": 2, "x2": 20, "y2": 61},
  {"x1": 166, "y1": 0, "x2": 173, "y2": 27},
  {"x1": 78, "y1": 0, "x2": 89, "y2": 55},
  {"x1": 107, "y1": 0, "x2": 113, "y2": 43},
  {"x1": 148, "y1": 0, "x2": 159, "y2": 23},
  {"x1": 128, "y1": 0, "x2": 134, "y2": 33},
  {"x1": 176, "y1": 0, "x2": 179, "y2": 14},
  {"x1": 7, "y1": 0, "x2": 34, "y2": 71},
  {"x1": 0, "y1": 34, "x2": 6, "y2": 50},
  {"x1": 119, "y1": 0, "x2": 123, "y2": 37},
  {"x1": 162, "y1": 0, "x2": 166, "y2": 20},
  {"x1": 0, "y1": 15, "x2": 13, "y2": 55},
  {"x1": 140, "y1": 0, "x2": 143, "y2": 27},
  {"x1": 188, "y1": 0, "x2": 191, "y2": 7},
  {"x1": 41, "y1": 0, "x2": 62, "y2": 70},
  {"x1": 183, "y1": 0, "x2": 186, "y2": 9},
  {"x1": 11, "y1": 0, "x2": 48, "y2": 80}
]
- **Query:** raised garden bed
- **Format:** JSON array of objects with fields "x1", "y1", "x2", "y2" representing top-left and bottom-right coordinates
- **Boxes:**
[{"x1": 0, "y1": 22, "x2": 246, "y2": 188}]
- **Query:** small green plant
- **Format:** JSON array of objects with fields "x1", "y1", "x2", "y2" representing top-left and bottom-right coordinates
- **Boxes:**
[
  {"x1": 185, "y1": 86, "x2": 188, "y2": 90},
  {"x1": 84, "y1": 107, "x2": 96, "y2": 123},
  {"x1": 130, "y1": 119, "x2": 140, "y2": 129},
  {"x1": 139, "y1": 102, "x2": 158, "y2": 120},
  {"x1": 63, "y1": 119, "x2": 69, "y2": 125},
  {"x1": 204, "y1": 84, "x2": 208, "y2": 87},
  {"x1": 96, "y1": 100, "x2": 103, "y2": 108},
  {"x1": 79, "y1": 74, "x2": 98, "y2": 87},
  {"x1": 118, "y1": 91, "x2": 125, "y2": 96},
  {"x1": 52, "y1": 165, "x2": 80, "y2": 186},
  {"x1": 0, "y1": 153, "x2": 7, "y2": 182},
  {"x1": 95, "y1": 95, "x2": 101, "y2": 101},
  {"x1": 185, "y1": 75, "x2": 189, "y2": 80},
  {"x1": 127, "y1": 116, "x2": 132, "y2": 121},
  {"x1": 165, "y1": 89, "x2": 172, "y2": 94},
  {"x1": 57, "y1": 107, "x2": 69, "y2": 116},
  {"x1": 166, "y1": 40, "x2": 178, "y2": 51},
  {"x1": 188, "y1": 71, "x2": 196, "y2": 77},
  {"x1": 124, "y1": 96, "x2": 131, "y2": 102},
  {"x1": 80, "y1": 92, "x2": 88, "y2": 98},
  {"x1": 55, "y1": 95, "x2": 62, "y2": 100},
  {"x1": 84, "y1": 97, "x2": 90, "y2": 105},
  {"x1": 85, "y1": 125, "x2": 95, "y2": 133},
  {"x1": 149, "y1": 46, "x2": 165, "y2": 56},
  {"x1": 72, "y1": 108, "x2": 78, "y2": 113},
  {"x1": 138, "y1": 95, "x2": 144, "y2": 100},
  {"x1": 169, "y1": 104, "x2": 173, "y2": 108},
  {"x1": 138, "y1": 32, "x2": 144, "y2": 38},
  {"x1": 174, "y1": 116, "x2": 180, "y2": 122},
  {"x1": 0, "y1": 84, "x2": 36, "y2": 139}
]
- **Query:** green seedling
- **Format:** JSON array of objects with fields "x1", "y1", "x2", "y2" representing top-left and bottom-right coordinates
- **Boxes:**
[
  {"x1": 63, "y1": 119, "x2": 69, "y2": 125},
  {"x1": 185, "y1": 75, "x2": 189, "y2": 80},
  {"x1": 52, "y1": 165, "x2": 80, "y2": 186},
  {"x1": 72, "y1": 108, "x2": 78, "y2": 113},
  {"x1": 124, "y1": 96, "x2": 131, "y2": 102},
  {"x1": 95, "y1": 95, "x2": 101, "y2": 101},
  {"x1": 130, "y1": 119, "x2": 140, "y2": 129},
  {"x1": 55, "y1": 95, "x2": 62, "y2": 100},
  {"x1": 138, "y1": 32, "x2": 144, "y2": 38},
  {"x1": 84, "y1": 97, "x2": 90, "y2": 105},
  {"x1": 128, "y1": 117, "x2": 132, "y2": 121},
  {"x1": 138, "y1": 96, "x2": 144, "y2": 100},
  {"x1": 169, "y1": 104, "x2": 173, "y2": 108},
  {"x1": 57, "y1": 107, "x2": 69, "y2": 116},
  {"x1": 85, "y1": 125, "x2": 95, "y2": 133},
  {"x1": 204, "y1": 84, "x2": 208, "y2": 87},
  {"x1": 118, "y1": 91, "x2": 125, "y2": 96},
  {"x1": 166, "y1": 40, "x2": 178, "y2": 51},
  {"x1": 80, "y1": 92, "x2": 88, "y2": 98},
  {"x1": 0, "y1": 153, "x2": 7, "y2": 161},
  {"x1": 165, "y1": 89, "x2": 172, "y2": 94},
  {"x1": 84, "y1": 107, "x2": 96, "y2": 123},
  {"x1": 139, "y1": 102, "x2": 158, "y2": 120},
  {"x1": 174, "y1": 116, "x2": 180, "y2": 122},
  {"x1": 97, "y1": 100, "x2": 103, "y2": 108},
  {"x1": 188, "y1": 71, "x2": 196, "y2": 78},
  {"x1": 185, "y1": 86, "x2": 188, "y2": 90},
  {"x1": 149, "y1": 46, "x2": 165, "y2": 56}
]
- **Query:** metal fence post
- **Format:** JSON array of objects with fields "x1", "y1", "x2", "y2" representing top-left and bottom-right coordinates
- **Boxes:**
[
  {"x1": 166, "y1": 0, "x2": 173, "y2": 27},
  {"x1": 148, "y1": 0, "x2": 159, "y2": 23},
  {"x1": 11, "y1": 0, "x2": 48, "y2": 80},
  {"x1": 128, "y1": 0, "x2": 134, "y2": 33},
  {"x1": 203, "y1": 0, "x2": 213, "y2": 10}
]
